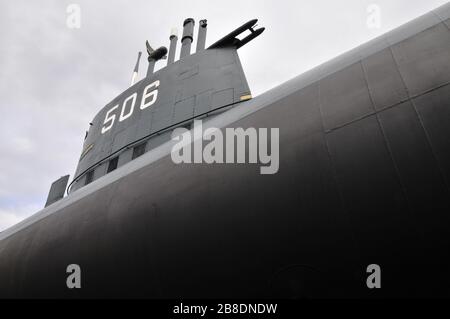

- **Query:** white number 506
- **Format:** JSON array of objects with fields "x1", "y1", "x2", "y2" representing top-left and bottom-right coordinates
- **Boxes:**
[{"x1": 101, "y1": 80, "x2": 160, "y2": 134}]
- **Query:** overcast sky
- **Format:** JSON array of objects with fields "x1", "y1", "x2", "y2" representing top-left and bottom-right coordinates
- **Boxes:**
[{"x1": 0, "y1": 0, "x2": 448, "y2": 231}]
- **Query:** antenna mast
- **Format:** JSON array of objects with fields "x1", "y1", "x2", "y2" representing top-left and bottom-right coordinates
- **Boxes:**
[{"x1": 130, "y1": 51, "x2": 142, "y2": 86}]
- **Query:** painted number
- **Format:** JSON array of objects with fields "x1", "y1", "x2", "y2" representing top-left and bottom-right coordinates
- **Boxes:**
[
  {"x1": 101, "y1": 104, "x2": 118, "y2": 134},
  {"x1": 101, "y1": 80, "x2": 160, "y2": 134},
  {"x1": 119, "y1": 92, "x2": 137, "y2": 122},
  {"x1": 141, "y1": 80, "x2": 160, "y2": 110}
]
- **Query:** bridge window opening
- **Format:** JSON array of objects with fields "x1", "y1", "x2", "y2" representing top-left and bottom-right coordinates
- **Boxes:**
[
  {"x1": 85, "y1": 170, "x2": 94, "y2": 185},
  {"x1": 132, "y1": 142, "x2": 147, "y2": 159},
  {"x1": 107, "y1": 157, "x2": 119, "y2": 173}
]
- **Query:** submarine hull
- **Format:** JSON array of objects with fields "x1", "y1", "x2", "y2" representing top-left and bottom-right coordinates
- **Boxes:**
[{"x1": 1, "y1": 4, "x2": 450, "y2": 298}]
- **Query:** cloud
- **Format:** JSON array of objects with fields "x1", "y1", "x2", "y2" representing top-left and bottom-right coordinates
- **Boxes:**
[
  {"x1": 0, "y1": 204, "x2": 41, "y2": 232},
  {"x1": 0, "y1": 211, "x2": 22, "y2": 232}
]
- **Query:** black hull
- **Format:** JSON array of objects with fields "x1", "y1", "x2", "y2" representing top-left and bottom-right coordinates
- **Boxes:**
[{"x1": 1, "y1": 4, "x2": 450, "y2": 298}]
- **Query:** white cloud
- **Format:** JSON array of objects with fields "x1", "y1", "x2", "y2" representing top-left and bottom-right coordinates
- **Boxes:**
[
  {"x1": 0, "y1": 203, "x2": 41, "y2": 232},
  {"x1": 0, "y1": 212, "x2": 22, "y2": 232}
]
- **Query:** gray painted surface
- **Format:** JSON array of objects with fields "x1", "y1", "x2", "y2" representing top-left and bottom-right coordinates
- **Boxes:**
[
  {"x1": 196, "y1": 19, "x2": 207, "y2": 52},
  {"x1": 44, "y1": 175, "x2": 69, "y2": 207},
  {"x1": 1, "y1": 3, "x2": 450, "y2": 298},
  {"x1": 167, "y1": 34, "x2": 178, "y2": 65},
  {"x1": 180, "y1": 18, "x2": 195, "y2": 59}
]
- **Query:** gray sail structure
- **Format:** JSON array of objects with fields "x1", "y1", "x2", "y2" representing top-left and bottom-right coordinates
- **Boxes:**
[{"x1": 68, "y1": 18, "x2": 257, "y2": 193}]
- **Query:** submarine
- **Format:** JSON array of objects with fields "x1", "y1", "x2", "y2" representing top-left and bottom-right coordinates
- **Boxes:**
[{"x1": 1, "y1": 2, "x2": 450, "y2": 298}]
